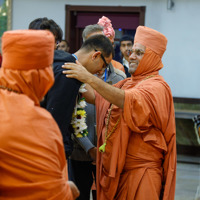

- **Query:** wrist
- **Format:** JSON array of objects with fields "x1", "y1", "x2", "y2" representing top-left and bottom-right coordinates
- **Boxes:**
[
  {"x1": 87, "y1": 74, "x2": 102, "y2": 89},
  {"x1": 86, "y1": 73, "x2": 96, "y2": 85}
]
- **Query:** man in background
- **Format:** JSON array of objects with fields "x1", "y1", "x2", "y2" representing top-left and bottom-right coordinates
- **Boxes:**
[
  {"x1": 58, "y1": 39, "x2": 70, "y2": 52},
  {"x1": 119, "y1": 34, "x2": 134, "y2": 77}
]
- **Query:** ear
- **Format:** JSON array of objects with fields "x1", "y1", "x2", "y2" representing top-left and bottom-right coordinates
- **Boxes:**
[{"x1": 91, "y1": 51, "x2": 101, "y2": 61}]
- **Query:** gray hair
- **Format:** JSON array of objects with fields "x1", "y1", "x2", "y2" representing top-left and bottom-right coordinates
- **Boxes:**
[{"x1": 82, "y1": 24, "x2": 103, "y2": 42}]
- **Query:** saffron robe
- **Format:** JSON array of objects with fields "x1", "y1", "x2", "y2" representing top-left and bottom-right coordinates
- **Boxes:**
[
  {"x1": 111, "y1": 60, "x2": 125, "y2": 73},
  {"x1": 0, "y1": 32, "x2": 73, "y2": 200},
  {"x1": 0, "y1": 90, "x2": 73, "y2": 200},
  {"x1": 95, "y1": 48, "x2": 176, "y2": 200}
]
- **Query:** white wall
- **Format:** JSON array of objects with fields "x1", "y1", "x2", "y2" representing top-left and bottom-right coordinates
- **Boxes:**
[{"x1": 12, "y1": 0, "x2": 200, "y2": 98}]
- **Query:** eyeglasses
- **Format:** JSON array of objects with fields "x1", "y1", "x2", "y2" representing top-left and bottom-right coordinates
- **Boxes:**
[
  {"x1": 94, "y1": 49, "x2": 109, "y2": 69},
  {"x1": 128, "y1": 49, "x2": 145, "y2": 56}
]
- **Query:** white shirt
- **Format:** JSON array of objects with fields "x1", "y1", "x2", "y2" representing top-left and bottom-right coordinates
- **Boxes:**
[{"x1": 122, "y1": 57, "x2": 129, "y2": 69}]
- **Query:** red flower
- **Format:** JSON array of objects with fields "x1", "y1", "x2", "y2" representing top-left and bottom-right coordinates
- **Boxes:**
[{"x1": 77, "y1": 115, "x2": 81, "y2": 119}]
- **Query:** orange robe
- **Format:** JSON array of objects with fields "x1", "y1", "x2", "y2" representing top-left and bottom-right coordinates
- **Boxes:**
[
  {"x1": 111, "y1": 60, "x2": 125, "y2": 73},
  {"x1": 95, "y1": 48, "x2": 176, "y2": 200},
  {"x1": 0, "y1": 29, "x2": 73, "y2": 199},
  {"x1": 0, "y1": 68, "x2": 73, "y2": 200}
]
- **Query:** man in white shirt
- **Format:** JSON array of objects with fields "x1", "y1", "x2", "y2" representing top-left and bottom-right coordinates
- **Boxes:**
[{"x1": 119, "y1": 35, "x2": 134, "y2": 77}]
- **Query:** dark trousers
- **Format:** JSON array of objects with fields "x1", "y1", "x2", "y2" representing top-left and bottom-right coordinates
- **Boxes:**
[{"x1": 68, "y1": 159, "x2": 96, "y2": 200}]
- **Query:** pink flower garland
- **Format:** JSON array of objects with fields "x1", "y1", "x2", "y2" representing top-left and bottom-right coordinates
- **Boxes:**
[{"x1": 97, "y1": 16, "x2": 115, "y2": 39}]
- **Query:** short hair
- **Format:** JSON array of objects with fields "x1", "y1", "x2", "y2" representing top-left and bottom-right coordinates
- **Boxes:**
[
  {"x1": 82, "y1": 24, "x2": 103, "y2": 42},
  {"x1": 120, "y1": 35, "x2": 134, "y2": 45},
  {"x1": 81, "y1": 34, "x2": 114, "y2": 58},
  {"x1": 28, "y1": 17, "x2": 63, "y2": 43}
]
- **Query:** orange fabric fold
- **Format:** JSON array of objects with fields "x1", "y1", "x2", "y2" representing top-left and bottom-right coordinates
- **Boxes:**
[
  {"x1": 0, "y1": 67, "x2": 54, "y2": 106},
  {"x1": 2, "y1": 30, "x2": 54, "y2": 70},
  {"x1": 0, "y1": 90, "x2": 73, "y2": 199},
  {"x1": 134, "y1": 26, "x2": 167, "y2": 58},
  {"x1": 111, "y1": 60, "x2": 125, "y2": 73}
]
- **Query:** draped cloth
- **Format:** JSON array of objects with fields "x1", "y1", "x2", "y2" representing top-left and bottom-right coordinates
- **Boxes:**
[
  {"x1": 0, "y1": 30, "x2": 73, "y2": 200},
  {"x1": 95, "y1": 26, "x2": 176, "y2": 200},
  {"x1": 111, "y1": 60, "x2": 125, "y2": 73}
]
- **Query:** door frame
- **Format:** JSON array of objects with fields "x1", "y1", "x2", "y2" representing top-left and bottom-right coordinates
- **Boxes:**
[{"x1": 65, "y1": 5, "x2": 146, "y2": 52}]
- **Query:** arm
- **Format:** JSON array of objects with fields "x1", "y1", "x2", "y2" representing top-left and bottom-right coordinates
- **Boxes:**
[
  {"x1": 74, "y1": 136, "x2": 96, "y2": 161},
  {"x1": 62, "y1": 62, "x2": 125, "y2": 109},
  {"x1": 88, "y1": 75, "x2": 125, "y2": 109}
]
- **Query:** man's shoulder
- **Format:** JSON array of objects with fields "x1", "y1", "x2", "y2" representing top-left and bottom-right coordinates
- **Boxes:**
[
  {"x1": 106, "y1": 63, "x2": 126, "y2": 85},
  {"x1": 137, "y1": 75, "x2": 171, "y2": 92},
  {"x1": 53, "y1": 50, "x2": 76, "y2": 73},
  {"x1": 113, "y1": 68, "x2": 126, "y2": 79},
  {"x1": 54, "y1": 50, "x2": 75, "y2": 63}
]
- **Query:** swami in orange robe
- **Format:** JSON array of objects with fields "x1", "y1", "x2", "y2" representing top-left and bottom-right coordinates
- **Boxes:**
[
  {"x1": 95, "y1": 26, "x2": 176, "y2": 200},
  {"x1": 0, "y1": 30, "x2": 74, "y2": 200}
]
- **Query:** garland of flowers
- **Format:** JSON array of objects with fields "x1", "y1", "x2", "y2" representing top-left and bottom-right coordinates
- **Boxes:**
[{"x1": 71, "y1": 84, "x2": 88, "y2": 138}]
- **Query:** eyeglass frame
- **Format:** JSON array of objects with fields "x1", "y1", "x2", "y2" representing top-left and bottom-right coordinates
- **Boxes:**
[{"x1": 94, "y1": 49, "x2": 109, "y2": 69}]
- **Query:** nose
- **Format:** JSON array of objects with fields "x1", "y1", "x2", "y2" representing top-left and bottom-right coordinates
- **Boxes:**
[
  {"x1": 129, "y1": 51, "x2": 136, "y2": 60},
  {"x1": 125, "y1": 45, "x2": 129, "y2": 50}
]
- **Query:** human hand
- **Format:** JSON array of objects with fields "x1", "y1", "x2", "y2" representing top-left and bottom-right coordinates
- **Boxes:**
[
  {"x1": 88, "y1": 147, "x2": 97, "y2": 161},
  {"x1": 62, "y1": 60, "x2": 93, "y2": 83},
  {"x1": 68, "y1": 181, "x2": 80, "y2": 199}
]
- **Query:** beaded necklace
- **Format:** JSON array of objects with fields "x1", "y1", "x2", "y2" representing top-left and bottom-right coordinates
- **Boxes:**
[
  {"x1": 0, "y1": 85, "x2": 20, "y2": 94},
  {"x1": 99, "y1": 104, "x2": 120, "y2": 153}
]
